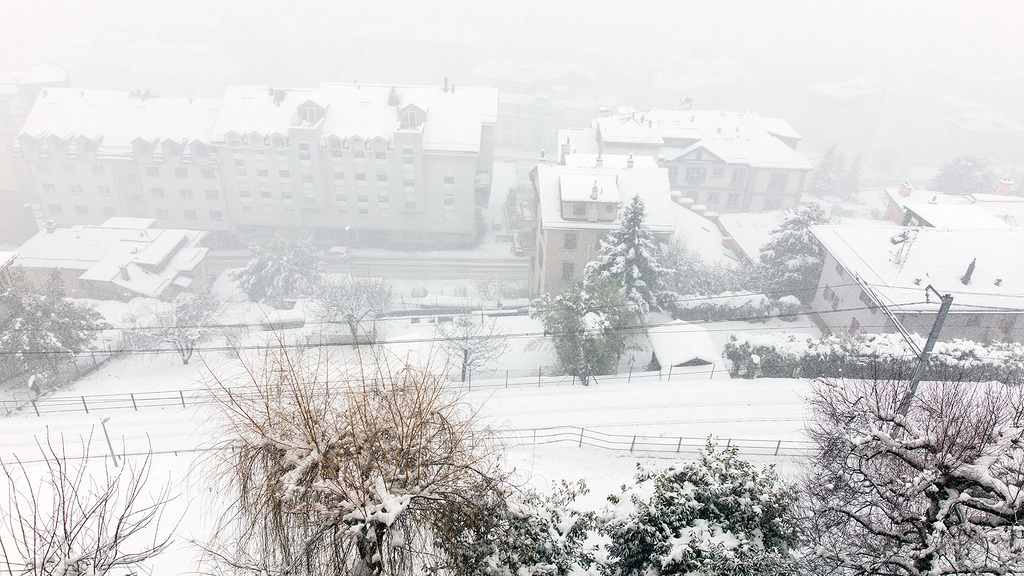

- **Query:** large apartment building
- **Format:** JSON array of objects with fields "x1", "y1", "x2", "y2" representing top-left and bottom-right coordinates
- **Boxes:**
[
  {"x1": 14, "y1": 82, "x2": 498, "y2": 248},
  {"x1": 566, "y1": 109, "x2": 813, "y2": 214}
]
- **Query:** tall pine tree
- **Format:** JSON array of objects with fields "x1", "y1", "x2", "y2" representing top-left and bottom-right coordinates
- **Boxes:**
[
  {"x1": 585, "y1": 194, "x2": 668, "y2": 321},
  {"x1": 808, "y1": 145, "x2": 843, "y2": 197}
]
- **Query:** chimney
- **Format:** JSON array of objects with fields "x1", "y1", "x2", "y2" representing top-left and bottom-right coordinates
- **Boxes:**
[
  {"x1": 119, "y1": 265, "x2": 130, "y2": 281},
  {"x1": 657, "y1": 155, "x2": 665, "y2": 168},
  {"x1": 960, "y1": 258, "x2": 977, "y2": 285},
  {"x1": 560, "y1": 137, "x2": 570, "y2": 165},
  {"x1": 996, "y1": 178, "x2": 1013, "y2": 196},
  {"x1": 388, "y1": 86, "x2": 399, "y2": 107},
  {"x1": 43, "y1": 220, "x2": 57, "y2": 234},
  {"x1": 591, "y1": 181, "x2": 599, "y2": 200},
  {"x1": 627, "y1": 153, "x2": 634, "y2": 169},
  {"x1": 899, "y1": 180, "x2": 913, "y2": 198},
  {"x1": 443, "y1": 76, "x2": 449, "y2": 93},
  {"x1": 539, "y1": 149, "x2": 546, "y2": 164},
  {"x1": 596, "y1": 154, "x2": 603, "y2": 168}
]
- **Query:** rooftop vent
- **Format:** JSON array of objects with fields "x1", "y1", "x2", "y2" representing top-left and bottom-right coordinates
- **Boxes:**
[{"x1": 960, "y1": 258, "x2": 977, "y2": 285}]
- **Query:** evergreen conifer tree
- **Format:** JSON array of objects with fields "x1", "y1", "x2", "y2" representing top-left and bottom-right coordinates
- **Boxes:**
[
  {"x1": 808, "y1": 145, "x2": 843, "y2": 197},
  {"x1": 585, "y1": 194, "x2": 668, "y2": 320}
]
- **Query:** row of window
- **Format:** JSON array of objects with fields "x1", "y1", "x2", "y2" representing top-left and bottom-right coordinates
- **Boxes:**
[{"x1": 46, "y1": 204, "x2": 224, "y2": 222}]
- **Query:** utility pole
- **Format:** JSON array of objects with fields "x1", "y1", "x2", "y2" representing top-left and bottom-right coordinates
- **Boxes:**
[{"x1": 897, "y1": 285, "x2": 954, "y2": 416}]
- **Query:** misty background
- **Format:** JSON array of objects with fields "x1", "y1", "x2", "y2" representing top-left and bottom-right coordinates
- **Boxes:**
[{"x1": 2, "y1": 0, "x2": 1023, "y2": 179}]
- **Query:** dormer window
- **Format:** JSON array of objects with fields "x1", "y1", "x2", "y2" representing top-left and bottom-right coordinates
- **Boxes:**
[
  {"x1": 226, "y1": 133, "x2": 241, "y2": 147},
  {"x1": 271, "y1": 134, "x2": 286, "y2": 148},
  {"x1": 297, "y1": 101, "x2": 325, "y2": 125},
  {"x1": 400, "y1": 105, "x2": 425, "y2": 129}
]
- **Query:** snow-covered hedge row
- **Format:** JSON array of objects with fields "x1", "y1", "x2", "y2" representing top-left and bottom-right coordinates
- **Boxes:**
[
  {"x1": 666, "y1": 292, "x2": 801, "y2": 323},
  {"x1": 724, "y1": 331, "x2": 1024, "y2": 384}
]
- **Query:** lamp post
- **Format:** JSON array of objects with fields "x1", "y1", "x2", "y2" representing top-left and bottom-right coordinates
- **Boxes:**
[{"x1": 100, "y1": 416, "x2": 118, "y2": 467}]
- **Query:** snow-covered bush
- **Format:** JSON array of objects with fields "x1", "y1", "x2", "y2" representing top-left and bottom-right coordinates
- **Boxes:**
[
  {"x1": 724, "y1": 331, "x2": 1024, "y2": 384},
  {"x1": 601, "y1": 442, "x2": 796, "y2": 576},
  {"x1": 232, "y1": 236, "x2": 322, "y2": 308},
  {"x1": 668, "y1": 292, "x2": 785, "y2": 323}
]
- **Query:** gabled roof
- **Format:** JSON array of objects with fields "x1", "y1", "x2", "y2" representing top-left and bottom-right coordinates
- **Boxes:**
[
  {"x1": 811, "y1": 225, "x2": 1024, "y2": 312},
  {"x1": 647, "y1": 321, "x2": 721, "y2": 367}
]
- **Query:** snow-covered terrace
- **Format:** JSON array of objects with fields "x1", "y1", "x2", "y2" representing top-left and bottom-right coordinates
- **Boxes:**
[{"x1": 811, "y1": 225, "x2": 1024, "y2": 313}]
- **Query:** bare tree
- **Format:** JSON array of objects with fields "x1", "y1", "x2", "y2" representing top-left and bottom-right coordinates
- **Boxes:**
[
  {"x1": 800, "y1": 376, "x2": 1024, "y2": 575},
  {"x1": 312, "y1": 275, "x2": 394, "y2": 342},
  {"x1": 202, "y1": 339, "x2": 511, "y2": 576},
  {"x1": 1, "y1": 432, "x2": 175, "y2": 576},
  {"x1": 157, "y1": 288, "x2": 220, "y2": 365},
  {"x1": 436, "y1": 314, "x2": 510, "y2": 382}
]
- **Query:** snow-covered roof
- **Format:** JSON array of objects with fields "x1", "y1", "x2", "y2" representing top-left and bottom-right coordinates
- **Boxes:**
[
  {"x1": 0, "y1": 251, "x2": 16, "y2": 270},
  {"x1": 556, "y1": 128, "x2": 600, "y2": 155},
  {"x1": 18, "y1": 88, "x2": 221, "y2": 154},
  {"x1": 13, "y1": 218, "x2": 207, "y2": 299},
  {"x1": 595, "y1": 109, "x2": 811, "y2": 170},
  {"x1": 811, "y1": 225, "x2": 1024, "y2": 313},
  {"x1": 971, "y1": 195, "x2": 1024, "y2": 228},
  {"x1": 666, "y1": 203, "x2": 736, "y2": 266},
  {"x1": 213, "y1": 82, "x2": 498, "y2": 153},
  {"x1": 883, "y1": 186, "x2": 973, "y2": 212},
  {"x1": 716, "y1": 210, "x2": 789, "y2": 261},
  {"x1": 558, "y1": 173, "x2": 620, "y2": 203},
  {"x1": 17, "y1": 64, "x2": 69, "y2": 85},
  {"x1": 884, "y1": 187, "x2": 1024, "y2": 227},
  {"x1": 904, "y1": 204, "x2": 1012, "y2": 230},
  {"x1": 534, "y1": 154, "x2": 676, "y2": 233},
  {"x1": 647, "y1": 321, "x2": 721, "y2": 367}
]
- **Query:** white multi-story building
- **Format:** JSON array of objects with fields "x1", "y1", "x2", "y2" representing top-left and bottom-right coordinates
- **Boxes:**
[
  {"x1": 564, "y1": 109, "x2": 813, "y2": 215},
  {"x1": 14, "y1": 81, "x2": 498, "y2": 248}
]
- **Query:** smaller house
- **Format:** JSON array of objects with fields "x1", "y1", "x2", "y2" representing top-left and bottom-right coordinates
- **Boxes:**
[
  {"x1": 646, "y1": 320, "x2": 722, "y2": 372},
  {"x1": 12, "y1": 217, "x2": 208, "y2": 301},
  {"x1": 883, "y1": 180, "x2": 1020, "y2": 226},
  {"x1": 810, "y1": 224, "x2": 1024, "y2": 343}
]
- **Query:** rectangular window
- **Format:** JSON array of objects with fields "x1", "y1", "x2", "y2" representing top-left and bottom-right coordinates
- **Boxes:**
[
  {"x1": 727, "y1": 193, "x2": 740, "y2": 207},
  {"x1": 235, "y1": 168, "x2": 246, "y2": 176},
  {"x1": 234, "y1": 159, "x2": 245, "y2": 167},
  {"x1": 146, "y1": 166, "x2": 160, "y2": 177},
  {"x1": 707, "y1": 192, "x2": 720, "y2": 204},
  {"x1": 210, "y1": 210, "x2": 223, "y2": 221},
  {"x1": 355, "y1": 173, "x2": 366, "y2": 181},
  {"x1": 823, "y1": 286, "x2": 835, "y2": 301},
  {"x1": 75, "y1": 205, "x2": 88, "y2": 216},
  {"x1": 102, "y1": 206, "x2": 116, "y2": 216},
  {"x1": 378, "y1": 193, "x2": 389, "y2": 205},
  {"x1": 443, "y1": 166, "x2": 455, "y2": 187},
  {"x1": 205, "y1": 189, "x2": 219, "y2": 201},
  {"x1": 849, "y1": 317, "x2": 861, "y2": 333},
  {"x1": 685, "y1": 166, "x2": 706, "y2": 184},
  {"x1": 302, "y1": 174, "x2": 314, "y2": 184},
  {"x1": 69, "y1": 185, "x2": 83, "y2": 195},
  {"x1": 261, "y1": 190, "x2": 272, "y2": 200},
  {"x1": 279, "y1": 170, "x2": 290, "y2": 178},
  {"x1": 335, "y1": 193, "x2": 347, "y2": 203},
  {"x1": 711, "y1": 167, "x2": 725, "y2": 179},
  {"x1": 357, "y1": 192, "x2": 369, "y2": 203},
  {"x1": 175, "y1": 167, "x2": 189, "y2": 178},
  {"x1": 35, "y1": 161, "x2": 50, "y2": 173},
  {"x1": 41, "y1": 183, "x2": 56, "y2": 193},
  {"x1": 858, "y1": 290, "x2": 876, "y2": 314},
  {"x1": 97, "y1": 185, "x2": 111, "y2": 196},
  {"x1": 156, "y1": 208, "x2": 169, "y2": 218},
  {"x1": 48, "y1": 204, "x2": 63, "y2": 215},
  {"x1": 257, "y1": 169, "x2": 269, "y2": 177},
  {"x1": 767, "y1": 172, "x2": 789, "y2": 193},
  {"x1": 375, "y1": 151, "x2": 386, "y2": 160},
  {"x1": 334, "y1": 171, "x2": 345, "y2": 181},
  {"x1": 405, "y1": 200, "x2": 416, "y2": 210},
  {"x1": 764, "y1": 197, "x2": 783, "y2": 210},
  {"x1": 92, "y1": 165, "x2": 105, "y2": 175},
  {"x1": 403, "y1": 178, "x2": 415, "y2": 187},
  {"x1": 564, "y1": 232, "x2": 578, "y2": 249},
  {"x1": 331, "y1": 149, "x2": 343, "y2": 158},
  {"x1": 298, "y1": 142, "x2": 310, "y2": 151},
  {"x1": 63, "y1": 163, "x2": 76, "y2": 174},
  {"x1": 402, "y1": 147, "x2": 414, "y2": 164},
  {"x1": 126, "y1": 173, "x2": 137, "y2": 183},
  {"x1": 444, "y1": 192, "x2": 455, "y2": 206},
  {"x1": 183, "y1": 209, "x2": 197, "y2": 220},
  {"x1": 299, "y1": 151, "x2": 311, "y2": 161},
  {"x1": 561, "y1": 262, "x2": 574, "y2": 282},
  {"x1": 353, "y1": 150, "x2": 365, "y2": 159},
  {"x1": 835, "y1": 262, "x2": 845, "y2": 277},
  {"x1": 376, "y1": 173, "x2": 388, "y2": 182},
  {"x1": 239, "y1": 189, "x2": 251, "y2": 198},
  {"x1": 179, "y1": 188, "x2": 193, "y2": 200},
  {"x1": 201, "y1": 168, "x2": 215, "y2": 179},
  {"x1": 731, "y1": 169, "x2": 746, "y2": 186},
  {"x1": 573, "y1": 203, "x2": 587, "y2": 216}
]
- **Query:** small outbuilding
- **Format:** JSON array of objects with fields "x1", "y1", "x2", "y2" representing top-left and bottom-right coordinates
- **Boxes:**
[{"x1": 646, "y1": 320, "x2": 721, "y2": 371}]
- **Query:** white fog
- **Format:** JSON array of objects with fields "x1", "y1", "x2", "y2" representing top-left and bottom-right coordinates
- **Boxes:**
[{"x1": 2, "y1": 2, "x2": 1024, "y2": 575}]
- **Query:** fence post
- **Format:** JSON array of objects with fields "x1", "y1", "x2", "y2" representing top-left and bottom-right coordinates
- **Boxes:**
[
  {"x1": 538, "y1": 367, "x2": 542, "y2": 387},
  {"x1": 676, "y1": 437, "x2": 682, "y2": 453},
  {"x1": 578, "y1": 427, "x2": 584, "y2": 447},
  {"x1": 710, "y1": 364, "x2": 715, "y2": 379},
  {"x1": 130, "y1": 393, "x2": 138, "y2": 411},
  {"x1": 180, "y1": 390, "x2": 187, "y2": 408},
  {"x1": 628, "y1": 365, "x2": 632, "y2": 383},
  {"x1": 572, "y1": 374, "x2": 575, "y2": 386},
  {"x1": 774, "y1": 439, "x2": 782, "y2": 457},
  {"x1": 668, "y1": 365, "x2": 673, "y2": 380},
  {"x1": 658, "y1": 369, "x2": 662, "y2": 381},
  {"x1": 505, "y1": 370, "x2": 509, "y2": 389},
  {"x1": 629, "y1": 435, "x2": 637, "y2": 452},
  {"x1": 81, "y1": 396, "x2": 89, "y2": 414},
  {"x1": 726, "y1": 438, "x2": 731, "y2": 448},
  {"x1": 31, "y1": 399, "x2": 40, "y2": 417}
]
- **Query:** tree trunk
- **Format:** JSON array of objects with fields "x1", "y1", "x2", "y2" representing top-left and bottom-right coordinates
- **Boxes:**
[
  {"x1": 461, "y1": 350, "x2": 469, "y2": 382},
  {"x1": 355, "y1": 521, "x2": 385, "y2": 576}
]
